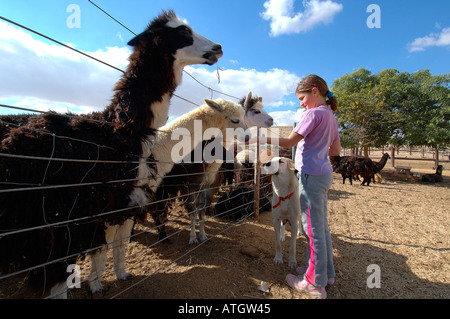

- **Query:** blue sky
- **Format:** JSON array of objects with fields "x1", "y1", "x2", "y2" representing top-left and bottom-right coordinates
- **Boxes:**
[{"x1": 1, "y1": 0, "x2": 449, "y2": 125}]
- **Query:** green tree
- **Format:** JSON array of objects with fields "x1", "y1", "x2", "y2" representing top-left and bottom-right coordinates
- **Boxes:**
[
  {"x1": 401, "y1": 70, "x2": 450, "y2": 150},
  {"x1": 331, "y1": 68, "x2": 382, "y2": 155},
  {"x1": 331, "y1": 68, "x2": 450, "y2": 155}
]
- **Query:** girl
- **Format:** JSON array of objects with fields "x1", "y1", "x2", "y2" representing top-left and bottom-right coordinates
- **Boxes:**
[{"x1": 251, "y1": 74, "x2": 340, "y2": 298}]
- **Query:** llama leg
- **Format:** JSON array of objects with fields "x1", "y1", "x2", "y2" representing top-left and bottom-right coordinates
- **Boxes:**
[
  {"x1": 88, "y1": 248, "x2": 108, "y2": 293},
  {"x1": 198, "y1": 211, "x2": 207, "y2": 243},
  {"x1": 88, "y1": 223, "x2": 116, "y2": 293},
  {"x1": 198, "y1": 191, "x2": 208, "y2": 242},
  {"x1": 187, "y1": 199, "x2": 198, "y2": 245},
  {"x1": 152, "y1": 208, "x2": 169, "y2": 242},
  {"x1": 49, "y1": 282, "x2": 68, "y2": 299},
  {"x1": 112, "y1": 218, "x2": 134, "y2": 281},
  {"x1": 189, "y1": 211, "x2": 198, "y2": 245}
]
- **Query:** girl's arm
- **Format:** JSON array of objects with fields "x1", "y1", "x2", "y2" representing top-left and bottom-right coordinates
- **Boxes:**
[
  {"x1": 329, "y1": 139, "x2": 341, "y2": 156},
  {"x1": 247, "y1": 131, "x2": 303, "y2": 148}
]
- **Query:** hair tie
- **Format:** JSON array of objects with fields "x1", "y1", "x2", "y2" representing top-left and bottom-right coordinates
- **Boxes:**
[
  {"x1": 327, "y1": 91, "x2": 334, "y2": 99},
  {"x1": 300, "y1": 80, "x2": 320, "y2": 89}
]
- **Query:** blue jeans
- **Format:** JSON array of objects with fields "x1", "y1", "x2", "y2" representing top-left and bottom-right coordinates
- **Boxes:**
[{"x1": 299, "y1": 172, "x2": 335, "y2": 287}]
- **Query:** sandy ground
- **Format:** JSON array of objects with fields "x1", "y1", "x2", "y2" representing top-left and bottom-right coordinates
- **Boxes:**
[{"x1": 1, "y1": 158, "x2": 449, "y2": 300}]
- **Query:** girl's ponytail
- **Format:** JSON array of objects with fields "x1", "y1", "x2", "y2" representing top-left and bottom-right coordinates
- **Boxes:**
[{"x1": 326, "y1": 92, "x2": 338, "y2": 111}]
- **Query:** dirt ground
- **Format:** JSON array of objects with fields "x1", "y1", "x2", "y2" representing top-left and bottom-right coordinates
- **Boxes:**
[{"x1": 1, "y1": 157, "x2": 449, "y2": 299}]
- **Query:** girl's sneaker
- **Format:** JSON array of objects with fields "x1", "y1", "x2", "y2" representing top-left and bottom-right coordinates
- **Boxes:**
[
  {"x1": 296, "y1": 266, "x2": 335, "y2": 285},
  {"x1": 286, "y1": 274, "x2": 327, "y2": 299}
]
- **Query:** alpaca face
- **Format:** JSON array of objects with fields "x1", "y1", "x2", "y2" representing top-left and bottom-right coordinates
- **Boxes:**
[
  {"x1": 240, "y1": 92, "x2": 274, "y2": 128},
  {"x1": 245, "y1": 102, "x2": 274, "y2": 128},
  {"x1": 204, "y1": 99, "x2": 249, "y2": 143}
]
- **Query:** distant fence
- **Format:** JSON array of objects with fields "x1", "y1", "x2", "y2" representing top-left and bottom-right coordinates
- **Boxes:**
[{"x1": 343, "y1": 146, "x2": 450, "y2": 168}]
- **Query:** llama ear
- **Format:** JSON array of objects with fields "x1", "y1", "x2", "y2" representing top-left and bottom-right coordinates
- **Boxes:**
[
  {"x1": 128, "y1": 32, "x2": 146, "y2": 46},
  {"x1": 128, "y1": 30, "x2": 157, "y2": 46},
  {"x1": 244, "y1": 91, "x2": 252, "y2": 109},
  {"x1": 204, "y1": 99, "x2": 223, "y2": 112}
]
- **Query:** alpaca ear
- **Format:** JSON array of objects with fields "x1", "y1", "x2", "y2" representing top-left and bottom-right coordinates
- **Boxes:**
[
  {"x1": 244, "y1": 91, "x2": 252, "y2": 109},
  {"x1": 204, "y1": 99, "x2": 223, "y2": 112}
]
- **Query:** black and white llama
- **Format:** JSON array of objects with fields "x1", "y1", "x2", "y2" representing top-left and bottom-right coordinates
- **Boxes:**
[{"x1": 0, "y1": 10, "x2": 222, "y2": 298}]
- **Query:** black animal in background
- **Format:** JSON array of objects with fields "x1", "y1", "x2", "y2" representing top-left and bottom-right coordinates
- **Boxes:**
[
  {"x1": 421, "y1": 165, "x2": 444, "y2": 183},
  {"x1": 330, "y1": 155, "x2": 376, "y2": 186}
]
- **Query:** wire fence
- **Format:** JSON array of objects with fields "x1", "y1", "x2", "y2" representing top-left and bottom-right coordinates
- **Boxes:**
[
  {"x1": 1, "y1": 5, "x2": 449, "y2": 300},
  {"x1": 0, "y1": 4, "x2": 285, "y2": 299}
]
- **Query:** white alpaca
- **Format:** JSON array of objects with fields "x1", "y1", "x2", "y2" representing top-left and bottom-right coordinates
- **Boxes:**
[
  {"x1": 132, "y1": 98, "x2": 249, "y2": 244},
  {"x1": 138, "y1": 98, "x2": 249, "y2": 192},
  {"x1": 140, "y1": 93, "x2": 273, "y2": 245}
]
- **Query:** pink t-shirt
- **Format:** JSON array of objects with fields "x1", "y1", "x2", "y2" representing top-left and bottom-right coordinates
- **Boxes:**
[{"x1": 293, "y1": 105, "x2": 340, "y2": 175}]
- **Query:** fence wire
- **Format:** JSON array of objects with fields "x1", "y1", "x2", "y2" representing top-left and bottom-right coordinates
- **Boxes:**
[{"x1": 0, "y1": 11, "x2": 277, "y2": 299}]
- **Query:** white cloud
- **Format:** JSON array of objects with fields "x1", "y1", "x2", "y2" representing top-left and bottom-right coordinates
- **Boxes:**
[
  {"x1": 408, "y1": 27, "x2": 450, "y2": 52},
  {"x1": 173, "y1": 66, "x2": 300, "y2": 117},
  {"x1": 0, "y1": 21, "x2": 300, "y2": 123},
  {"x1": 0, "y1": 21, "x2": 129, "y2": 114},
  {"x1": 261, "y1": 0, "x2": 343, "y2": 37},
  {"x1": 269, "y1": 108, "x2": 305, "y2": 126}
]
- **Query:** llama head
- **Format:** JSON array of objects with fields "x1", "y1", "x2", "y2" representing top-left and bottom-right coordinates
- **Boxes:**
[
  {"x1": 204, "y1": 98, "x2": 250, "y2": 142},
  {"x1": 128, "y1": 10, "x2": 223, "y2": 66},
  {"x1": 240, "y1": 92, "x2": 274, "y2": 128}
]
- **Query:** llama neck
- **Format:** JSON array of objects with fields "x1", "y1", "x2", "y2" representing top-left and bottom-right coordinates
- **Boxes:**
[
  {"x1": 105, "y1": 48, "x2": 179, "y2": 137},
  {"x1": 379, "y1": 154, "x2": 389, "y2": 168}
]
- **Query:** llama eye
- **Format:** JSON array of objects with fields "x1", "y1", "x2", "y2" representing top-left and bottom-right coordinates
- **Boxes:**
[
  {"x1": 179, "y1": 26, "x2": 191, "y2": 33},
  {"x1": 253, "y1": 110, "x2": 261, "y2": 114},
  {"x1": 230, "y1": 119, "x2": 239, "y2": 124}
]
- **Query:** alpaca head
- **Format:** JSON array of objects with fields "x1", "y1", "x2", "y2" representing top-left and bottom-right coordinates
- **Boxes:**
[
  {"x1": 240, "y1": 92, "x2": 274, "y2": 128},
  {"x1": 128, "y1": 10, "x2": 223, "y2": 67},
  {"x1": 204, "y1": 98, "x2": 249, "y2": 142}
]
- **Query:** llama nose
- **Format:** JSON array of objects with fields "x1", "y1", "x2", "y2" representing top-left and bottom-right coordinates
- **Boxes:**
[
  {"x1": 212, "y1": 44, "x2": 223, "y2": 57},
  {"x1": 212, "y1": 44, "x2": 222, "y2": 52}
]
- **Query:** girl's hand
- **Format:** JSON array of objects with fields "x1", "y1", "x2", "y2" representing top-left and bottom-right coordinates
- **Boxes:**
[{"x1": 244, "y1": 136, "x2": 268, "y2": 145}]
